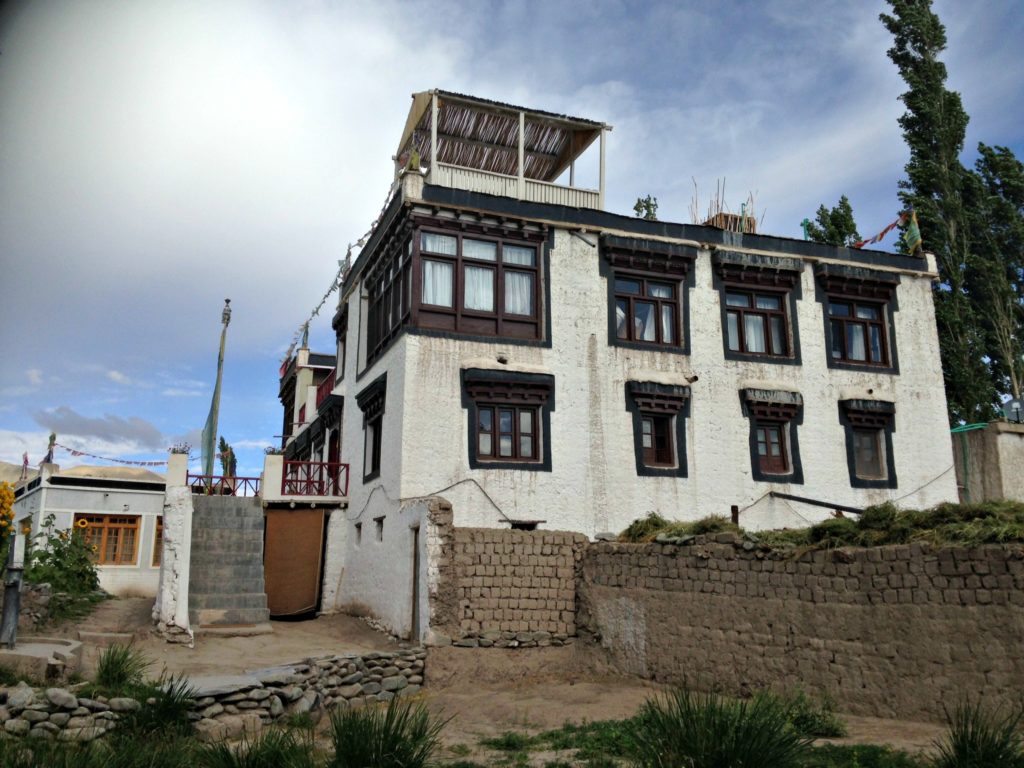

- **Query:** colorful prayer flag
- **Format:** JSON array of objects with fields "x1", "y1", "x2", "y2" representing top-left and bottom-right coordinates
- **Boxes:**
[
  {"x1": 904, "y1": 209, "x2": 922, "y2": 253},
  {"x1": 853, "y1": 212, "x2": 907, "y2": 249}
]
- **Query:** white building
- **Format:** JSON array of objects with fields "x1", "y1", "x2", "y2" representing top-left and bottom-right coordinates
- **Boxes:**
[
  {"x1": 12, "y1": 464, "x2": 165, "y2": 597},
  {"x1": 282, "y1": 90, "x2": 958, "y2": 639}
]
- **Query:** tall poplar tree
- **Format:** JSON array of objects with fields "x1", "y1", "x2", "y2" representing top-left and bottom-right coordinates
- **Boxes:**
[
  {"x1": 967, "y1": 145, "x2": 1024, "y2": 401},
  {"x1": 880, "y1": 0, "x2": 997, "y2": 423}
]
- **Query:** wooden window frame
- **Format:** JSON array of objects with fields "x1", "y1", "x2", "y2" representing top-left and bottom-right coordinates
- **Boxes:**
[
  {"x1": 640, "y1": 413, "x2": 675, "y2": 467},
  {"x1": 356, "y1": 373, "x2": 387, "y2": 483},
  {"x1": 852, "y1": 427, "x2": 885, "y2": 480},
  {"x1": 755, "y1": 421, "x2": 789, "y2": 475},
  {"x1": 366, "y1": 236, "x2": 413, "y2": 366},
  {"x1": 724, "y1": 287, "x2": 790, "y2": 357},
  {"x1": 839, "y1": 399, "x2": 897, "y2": 488},
  {"x1": 827, "y1": 295, "x2": 889, "y2": 366},
  {"x1": 414, "y1": 227, "x2": 543, "y2": 341},
  {"x1": 462, "y1": 369, "x2": 554, "y2": 472},
  {"x1": 152, "y1": 516, "x2": 163, "y2": 567},
  {"x1": 74, "y1": 513, "x2": 140, "y2": 566},
  {"x1": 613, "y1": 271, "x2": 680, "y2": 347}
]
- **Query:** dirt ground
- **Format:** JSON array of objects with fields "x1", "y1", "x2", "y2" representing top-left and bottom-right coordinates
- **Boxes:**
[{"x1": 63, "y1": 598, "x2": 944, "y2": 761}]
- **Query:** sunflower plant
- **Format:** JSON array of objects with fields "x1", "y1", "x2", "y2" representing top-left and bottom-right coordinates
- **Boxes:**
[{"x1": 25, "y1": 513, "x2": 99, "y2": 594}]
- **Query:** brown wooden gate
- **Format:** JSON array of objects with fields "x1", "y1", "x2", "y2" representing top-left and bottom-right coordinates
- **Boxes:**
[{"x1": 264, "y1": 508, "x2": 325, "y2": 617}]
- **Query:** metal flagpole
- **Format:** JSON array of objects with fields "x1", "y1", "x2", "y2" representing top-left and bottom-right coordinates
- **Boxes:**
[{"x1": 201, "y1": 300, "x2": 232, "y2": 478}]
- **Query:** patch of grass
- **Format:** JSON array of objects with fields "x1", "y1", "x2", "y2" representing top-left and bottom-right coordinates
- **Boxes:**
[
  {"x1": 114, "y1": 673, "x2": 196, "y2": 741},
  {"x1": 621, "y1": 500, "x2": 1024, "y2": 552},
  {"x1": 195, "y1": 728, "x2": 319, "y2": 768},
  {"x1": 632, "y1": 689, "x2": 812, "y2": 768},
  {"x1": 535, "y1": 719, "x2": 640, "y2": 759},
  {"x1": 326, "y1": 697, "x2": 448, "y2": 768},
  {"x1": 281, "y1": 711, "x2": 316, "y2": 730},
  {"x1": 45, "y1": 590, "x2": 107, "y2": 625},
  {"x1": 801, "y1": 744, "x2": 924, "y2": 767},
  {"x1": 480, "y1": 731, "x2": 536, "y2": 752},
  {"x1": 447, "y1": 743, "x2": 473, "y2": 757},
  {"x1": 0, "y1": 732, "x2": 198, "y2": 768},
  {"x1": 620, "y1": 512, "x2": 740, "y2": 542},
  {"x1": 93, "y1": 643, "x2": 151, "y2": 694},
  {"x1": 932, "y1": 702, "x2": 1024, "y2": 768},
  {"x1": 783, "y1": 689, "x2": 847, "y2": 738}
]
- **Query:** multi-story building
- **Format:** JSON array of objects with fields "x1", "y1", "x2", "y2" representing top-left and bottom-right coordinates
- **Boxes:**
[{"x1": 280, "y1": 90, "x2": 958, "y2": 638}]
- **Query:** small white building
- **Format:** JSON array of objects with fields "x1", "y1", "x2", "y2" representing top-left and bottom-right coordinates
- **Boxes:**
[
  {"x1": 13, "y1": 464, "x2": 165, "y2": 597},
  {"x1": 281, "y1": 90, "x2": 959, "y2": 640}
]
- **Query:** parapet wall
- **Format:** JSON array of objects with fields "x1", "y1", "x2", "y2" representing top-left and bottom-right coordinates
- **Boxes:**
[
  {"x1": 576, "y1": 535, "x2": 1024, "y2": 722},
  {"x1": 446, "y1": 528, "x2": 587, "y2": 646}
]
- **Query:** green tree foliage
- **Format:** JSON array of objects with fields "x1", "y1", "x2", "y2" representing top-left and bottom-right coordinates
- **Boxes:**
[
  {"x1": 633, "y1": 195, "x2": 658, "y2": 220},
  {"x1": 881, "y1": 0, "x2": 998, "y2": 423},
  {"x1": 965, "y1": 145, "x2": 1024, "y2": 400},
  {"x1": 805, "y1": 195, "x2": 861, "y2": 247},
  {"x1": 218, "y1": 436, "x2": 237, "y2": 478}
]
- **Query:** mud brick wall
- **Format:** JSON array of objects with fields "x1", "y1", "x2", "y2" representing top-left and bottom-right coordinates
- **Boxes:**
[
  {"x1": 451, "y1": 528, "x2": 587, "y2": 644},
  {"x1": 577, "y1": 535, "x2": 1024, "y2": 722}
]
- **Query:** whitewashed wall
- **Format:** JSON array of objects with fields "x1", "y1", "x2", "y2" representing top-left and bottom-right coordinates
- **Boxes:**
[
  {"x1": 14, "y1": 483, "x2": 164, "y2": 596},
  {"x1": 390, "y1": 229, "x2": 957, "y2": 536}
]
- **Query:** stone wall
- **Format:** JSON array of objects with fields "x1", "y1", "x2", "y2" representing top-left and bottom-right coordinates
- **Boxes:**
[
  {"x1": 445, "y1": 528, "x2": 586, "y2": 646},
  {"x1": 577, "y1": 535, "x2": 1024, "y2": 722},
  {"x1": 0, "y1": 648, "x2": 426, "y2": 742},
  {"x1": 952, "y1": 421, "x2": 1024, "y2": 503}
]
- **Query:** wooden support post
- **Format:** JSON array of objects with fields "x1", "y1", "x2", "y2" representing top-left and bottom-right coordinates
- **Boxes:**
[
  {"x1": 430, "y1": 92, "x2": 438, "y2": 183},
  {"x1": 517, "y1": 111, "x2": 525, "y2": 200}
]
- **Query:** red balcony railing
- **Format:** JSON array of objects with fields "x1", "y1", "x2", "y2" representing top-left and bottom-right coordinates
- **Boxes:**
[
  {"x1": 187, "y1": 474, "x2": 261, "y2": 497},
  {"x1": 281, "y1": 461, "x2": 349, "y2": 497},
  {"x1": 316, "y1": 369, "x2": 337, "y2": 408}
]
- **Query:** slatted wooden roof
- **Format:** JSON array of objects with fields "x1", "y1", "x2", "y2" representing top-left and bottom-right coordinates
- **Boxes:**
[{"x1": 396, "y1": 90, "x2": 609, "y2": 182}]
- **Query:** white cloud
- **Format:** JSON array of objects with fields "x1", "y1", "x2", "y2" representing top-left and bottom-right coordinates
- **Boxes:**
[
  {"x1": 161, "y1": 388, "x2": 204, "y2": 397},
  {"x1": 107, "y1": 370, "x2": 132, "y2": 385},
  {"x1": 26, "y1": 369, "x2": 43, "y2": 386}
]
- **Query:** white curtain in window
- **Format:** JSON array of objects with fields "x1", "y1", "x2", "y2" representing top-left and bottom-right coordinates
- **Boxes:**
[
  {"x1": 505, "y1": 272, "x2": 533, "y2": 315},
  {"x1": 421, "y1": 232, "x2": 457, "y2": 255},
  {"x1": 503, "y1": 245, "x2": 535, "y2": 265},
  {"x1": 421, "y1": 260, "x2": 453, "y2": 307},
  {"x1": 464, "y1": 265, "x2": 494, "y2": 311},
  {"x1": 744, "y1": 315, "x2": 766, "y2": 353},
  {"x1": 463, "y1": 239, "x2": 497, "y2": 261}
]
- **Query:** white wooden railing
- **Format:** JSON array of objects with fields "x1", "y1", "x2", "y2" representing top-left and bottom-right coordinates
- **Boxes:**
[{"x1": 431, "y1": 163, "x2": 600, "y2": 210}]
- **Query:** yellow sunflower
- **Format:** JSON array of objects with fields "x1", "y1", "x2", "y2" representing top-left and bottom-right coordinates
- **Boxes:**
[{"x1": 76, "y1": 519, "x2": 89, "y2": 529}]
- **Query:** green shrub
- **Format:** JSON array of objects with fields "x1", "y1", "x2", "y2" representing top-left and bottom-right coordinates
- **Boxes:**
[
  {"x1": 94, "y1": 643, "x2": 151, "y2": 694},
  {"x1": 620, "y1": 513, "x2": 670, "y2": 542},
  {"x1": 932, "y1": 702, "x2": 1024, "y2": 768},
  {"x1": 783, "y1": 688, "x2": 847, "y2": 737},
  {"x1": 25, "y1": 513, "x2": 99, "y2": 594},
  {"x1": 808, "y1": 517, "x2": 859, "y2": 546},
  {"x1": 195, "y1": 728, "x2": 318, "y2": 768},
  {"x1": 327, "y1": 698, "x2": 448, "y2": 768},
  {"x1": 0, "y1": 733, "x2": 196, "y2": 768},
  {"x1": 804, "y1": 744, "x2": 924, "y2": 767},
  {"x1": 631, "y1": 689, "x2": 812, "y2": 768},
  {"x1": 480, "y1": 731, "x2": 535, "y2": 751},
  {"x1": 536, "y1": 718, "x2": 640, "y2": 759},
  {"x1": 115, "y1": 673, "x2": 196, "y2": 740}
]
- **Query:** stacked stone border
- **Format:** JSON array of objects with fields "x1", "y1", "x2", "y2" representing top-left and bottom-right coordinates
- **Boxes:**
[{"x1": 0, "y1": 648, "x2": 426, "y2": 743}]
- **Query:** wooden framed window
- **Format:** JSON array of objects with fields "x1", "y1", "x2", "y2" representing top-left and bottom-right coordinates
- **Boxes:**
[
  {"x1": 840, "y1": 399, "x2": 896, "y2": 488},
  {"x1": 755, "y1": 422, "x2": 789, "y2": 474},
  {"x1": 417, "y1": 229, "x2": 541, "y2": 340},
  {"x1": 641, "y1": 414, "x2": 674, "y2": 467},
  {"x1": 614, "y1": 273, "x2": 679, "y2": 346},
  {"x1": 828, "y1": 299, "x2": 888, "y2": 365},
  {"x1": 476, "y1": 404, "x2": 539, "y2": 462},
  {"x1": 74, "y1": 514, "x2": 139, "y2": 565},
  {"x1": 725, "y1": 290, "x2": 789, "y2": 356},
  {"x1": 463, "y1": 369, "x2": 554, "y2": 471},
  {"x1": 152, "y1": 516, "x2": 163, "y2": 567},
  {"x1": 852, "y1": 428, "x2": 885, "y2": 479},
  {"x1": 356, "y1": 374, "x2": 387, "y2": 483},
  {"x1": 366, "y1": 237, "x2": 413, "y2": 365}
]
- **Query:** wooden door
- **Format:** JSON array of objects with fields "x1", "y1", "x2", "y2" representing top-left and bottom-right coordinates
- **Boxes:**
[{"x1": 264, "y1": 508, "x2": 325, "y2": 617}]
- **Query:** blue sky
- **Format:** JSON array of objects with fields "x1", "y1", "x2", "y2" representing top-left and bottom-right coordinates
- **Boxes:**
[{"x1": 1, "y1": 0, "x2": 1022, "y2": 478}]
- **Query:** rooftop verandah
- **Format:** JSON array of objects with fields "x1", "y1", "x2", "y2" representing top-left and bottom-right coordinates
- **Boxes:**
[{"x1": 396, "y1": 90, "x2": 611, "y2": 211}]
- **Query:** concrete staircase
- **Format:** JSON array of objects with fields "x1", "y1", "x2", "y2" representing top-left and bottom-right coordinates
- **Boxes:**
[{"x1": 188, "y1": 496, "x2": 271, "y2": 633}]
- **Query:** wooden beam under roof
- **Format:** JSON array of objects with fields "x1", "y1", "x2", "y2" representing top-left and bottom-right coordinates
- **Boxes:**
[{"x1": 415, "y1": 129, "x2": 561, "y2": 161}]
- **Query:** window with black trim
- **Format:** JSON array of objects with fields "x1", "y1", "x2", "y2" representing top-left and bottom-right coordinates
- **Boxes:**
[
  {"x1": 714, "y1": 252, "x2": 802, "y2": 362},
  {"x1": 462, "y1": 369, "x2": 554, "y2": 471},
  {"x1": 625, "y1": 381, "x2": 690, "y2": 477},
  {"x1": 839, "y1": 399, "x2": 896, "y2": 487},
  {"x1": 356, "y1": 374, "x2": 386, "y2": 483},
  {"x1": 816, "y1": 264, "x2": 900, "y2": 372},
  {"x1": 827, "y1": 299, "x2": 887, "y2": 365},
  {"x1": 614, "y1": 274, "x2": 679, "y2": 345},
  {"x1": 333, "y1": 304, "x2": 348, "y2": 382},
  {"x1": 366, "y1": 238, "x2": 412, "y2": 365},
  {"x1": 601, "y1": 236, "x2": 696, "y2": 354},
  {"x1": 416, "y1": 229, "x2": 542, "y2": 340},
  {"x1": 741, "y1": 389, "x2": 804, "y2": 484}
]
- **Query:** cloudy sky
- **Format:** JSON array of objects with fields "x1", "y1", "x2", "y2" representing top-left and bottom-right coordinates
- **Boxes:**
[{"x1": 1, "y1": 0, "x2": 1022, "y2": 478}]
